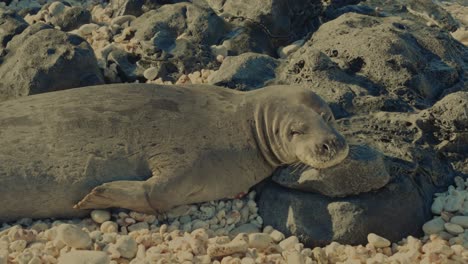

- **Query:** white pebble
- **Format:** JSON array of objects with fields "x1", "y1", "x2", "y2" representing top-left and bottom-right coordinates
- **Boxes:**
[
  {"x1": 248, "y1": 233, "x2": 274, "y2": 250},
  {"x1": 422, "y1": 217, "x2": 446, "y2": 235},
  {"x1": 57, "y1": 250, "x2": 110, "y2": 264},
  {"x1": 450, "y1": 216, "x2": 468, "y2": 228},
  {"x1": 90, "y1": 210, "x2": 111, "y2": 224},
  {"x1": 115, "y1": 235, "x2": 137, "y2": 259},
  {"x1": 56, "y1": 224, "x2": 91, "y2": 249},
  {"x1": 444, "y1": 223, "x2": 464, "y2": 235},
  {"x1": 279, "y1": 236, "x2": 299, "y2": 250},
  {"x1": 431, "y1": 196, "x2": 446, "y2": 215},
  {"x1": 367, "y1": 233, "x2": 391, "y2": 248},
  {"x1": 269, "y1": 230, "x2": 285, "y2": 242},
  {"x1": 100, "y1": 221, "x2": 118, "y2": 233}
]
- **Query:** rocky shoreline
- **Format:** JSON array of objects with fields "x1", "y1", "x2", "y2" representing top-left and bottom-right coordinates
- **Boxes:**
[{"x1": 0, "y1": 0, "x2": 467, "y2": 263}]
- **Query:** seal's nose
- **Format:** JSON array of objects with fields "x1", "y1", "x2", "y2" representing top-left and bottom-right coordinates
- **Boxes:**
[{"x1": 316, "y1": 136, "x2": 346, "y2": 157}]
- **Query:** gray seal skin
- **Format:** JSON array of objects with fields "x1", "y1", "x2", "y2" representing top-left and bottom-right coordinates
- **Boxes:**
[{"x1": 0, "y1": 83, "x2": 348, "y2": 221}]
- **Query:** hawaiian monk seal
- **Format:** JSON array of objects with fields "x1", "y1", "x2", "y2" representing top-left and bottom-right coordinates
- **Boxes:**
[{"x1": 0, "y1": 83, "x2": 348, "y2": 221}]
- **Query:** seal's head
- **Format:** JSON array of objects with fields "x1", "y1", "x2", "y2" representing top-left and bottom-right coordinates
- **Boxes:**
[{"x1": 251, "y1": 86, "x2": 349, "y2": 169}]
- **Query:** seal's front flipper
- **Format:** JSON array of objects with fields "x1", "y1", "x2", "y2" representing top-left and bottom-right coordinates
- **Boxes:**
[{"x1": 74, "y1": 180, "x2": 154, "y2": 213}]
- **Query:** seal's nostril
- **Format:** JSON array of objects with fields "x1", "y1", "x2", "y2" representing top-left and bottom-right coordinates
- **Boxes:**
[{"x1": 322, "y1": 144, "x2": 330, "y2": 152}]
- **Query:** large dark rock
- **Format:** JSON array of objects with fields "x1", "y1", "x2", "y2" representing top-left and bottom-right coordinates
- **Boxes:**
[
  {"x1": 49, "y1": 6, "x2": 92, "y2": 31},
  {"x1": 309, "y1": 13, "x2": 465, "y2": 108},
  {"x1": 272, "y1": 144, "x2": 390, "y2": 197},
  {"x1": 111, "y1": 0, "x2": 145, "y2": 17},
  {"x1": 208, "y1": 52, "x2": 278, "y2": 90},
  {"x1": 0, "y1": 23, "x2": 104, "y2": 101},
  {"x1": 417, "y1": 92, "x2": 468, "y2": 176},
  {"x1": 0, "y1": 9, "x2": 28, "y2": 49},
  {"x1": 131, "y1": 2, "x2": 229, "y2": 77},
  {"x1": 205, "y1": 0, "x2": 324, "y2": 43},
  {"x1": 276, "y1": 12, "x2": 467, "y2": 118},
  {"x1": 257, "y1": 171, "x2": 435, "y2": 247}
]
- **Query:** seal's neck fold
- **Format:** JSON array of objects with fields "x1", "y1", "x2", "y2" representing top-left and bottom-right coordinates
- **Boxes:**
[{"x1": 252, "y1": 103, "x2": 294, "y2": 168}]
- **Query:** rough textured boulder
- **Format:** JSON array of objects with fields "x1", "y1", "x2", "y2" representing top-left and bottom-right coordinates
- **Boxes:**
[
  {"x1": 131, "y1": 2, "x2": 229, "y2": 78},
  {"x1": 257, "y1": 172, "x2": 435, "y2": 247},
  {"x1": 272, "y1": 144, "x2": 390, "y2": 197},
  {"x1": 417, "y1": 92, "x2": 468, "y2": 176},
  {"x1": 276, "y1": 12, "x2": 467, "y2": 117},
  {"x1": 208, "y1": 53, "x2": 278, "y2": 90},
  {"x1": 205, "y1": 0, "x2": 348, "y2": 44},
  {"x1": 0, "y1": 23, "x2": 104, "y2": 101},
  {"x1": 0, "y1": 9, "x2": 27, "y2": 49}
]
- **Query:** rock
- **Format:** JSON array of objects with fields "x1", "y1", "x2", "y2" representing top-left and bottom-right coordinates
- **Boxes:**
[
  {"x1": 230, "y1": 224, "x2": 260, "y2": 236},
  {"x1": 248, "y1": 233, "x2": 274, "y2": 250},
  {"x1": 208, "y1": 234, "x2": 249, "y2": 258},
  {"x1": 273, "y1": 144, "x2": 390, "y2": 197},
  {"x1": 0, "y1": 9, "x2": 28, "y2": 49},
  {"x1": 205, "y1": 0, "x2": 323, "y2": 42},
  {"x1": 450, "y1": 216, "x2": 468, "y2": 228},
  {"x1": 0, "y1": 23, "x2": 104, "y2": 102},
  {"x1": 422, "y1": 217, "x2": 446, "y2": 235},
  {"x1": 208, "y1": 52, "x2": 278, "y2": 90},
  {"x1": 115, "y1": 235, "x2": 137, "y2": 259},
  {"x1": 257, "y1": 173, "x2": 434, "y2": 247},
  {"x1": 57, "y1": 250, "x2": 110, "y2": 264},
  {"x1": 308, "y1": 13, "x2": 464, "y2": 107},
  {"x1": 278, "y1": 39, "x2": 304, "y2": 59},
  {"x1": 56, "y1": 224, "x2": 92, "y2": 249},
  {"x1": 444, "y1": 223, "x2": 464, "y2": 235},
  {"x1": 132, "y1": 2, "x2": 227, "y2": 50},
  {"x1": 367, "y1": 233, "x2": 391, "y2": 248},
  {"x1": 431, "y1": 196, "x2": 446, "y2": 215},
  {"x1": 50, "y1": 6, "x2": 92, "y2": 31},
  {"x1": 131, "y1": 2, "x2": 228, "y2": 77},
  {"x1": 90, "y1": 210, "x2": 111, "y2": 224},
  {"x1": 418, "y1": 92, "x2": 468, "y2": 175},
  {"x1": 276, "y1": 12, "x2": 466, "y2": 118},
  {"x1": 110, "y1": 0, "x2": 144, "y2": 17},
  {"x1": 269, "y1": 230, "x2": 285, "y2": 243},
  {"x1": 279, "y1": 236, "x2": 299, "y2": 250},
  {"x1": 405, "y1": 0, "x2": 459, "y2": 32},
  {"x1": 108, "y1": 48, "x2": 140, "y2": 82},
  {"x1": 219, "y1": 27, "x2": 276, "y2": 57},
  {"x1": 100, "y1": 221, "x2": 119, "y2": 233}
]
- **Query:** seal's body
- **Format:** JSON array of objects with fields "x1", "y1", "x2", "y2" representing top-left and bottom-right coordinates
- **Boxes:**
[{"x1": 0, "y1": 84, "x2": 348, "y2": 221}]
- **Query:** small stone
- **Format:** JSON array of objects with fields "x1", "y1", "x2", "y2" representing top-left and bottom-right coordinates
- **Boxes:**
[
  {"x1": 423, "y1": 217, "x2": 446, "y2": 235},
  {"x1": 115, "y1": 235, "x2": 137, "y2": 259},
  {"x1": 111, "y1": 15, "x2": 136, "y2": 26},
  {"x1": 248, "y1": 233, "x2": 274, "y2": 250},
  {"x1": 269, "y1": 230, "x2": 285, "y2": 242},
  {"x1": 9, "y1": 240, "x2": 27, "y2": 252},
  {"x1": 56, "y1": 224, "x2": 92, "y2": 249},
  {"x1": 450, "y1": 216, "x2": 468, "y2": 228},
  {"x1": 78, "y1": 23, "x2": 99, "y2": 35},
  {"x1": 241, "y1": 257, "x2": 255, "y2": 264},
  {"x1": 367, "y1": 233, "x2": 391, "y2": 248},
  {"x1": 277, "y1": 39, "x2": 304, "y2": 59},
  {"x1": 431, "y1": 196, "x2": 446, "y2": 215},
  {"x1": 143, "y1": 67, "x2": 160, "y2": 81},
  {"x1": 91, "y1": 210, "x2": 111, "y2": 224},
  {"x1": 444, "y1": 191, "x2": 464, "y2": 212},
  {"x1": 127, "y1": 222, "x2": 149, "y2": 232},
  {"x1": 48, "y1": 1, "x2": 66, "y2": 17},
  {"x1": 57, "y1": 250, "x2": 110, "y2": 264},
  {"x1": 230, "y1": 224, "x2": 260, "y2": 236},
  {"x1": 444, "y1": 223, "x2": 464, "y2": 235},
  {"x1": 279, "y1": 236, "x2": 299, "y2": 250},
  {"x1": 100, "y1": 221, "x2": 118, "y2": 233}
]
